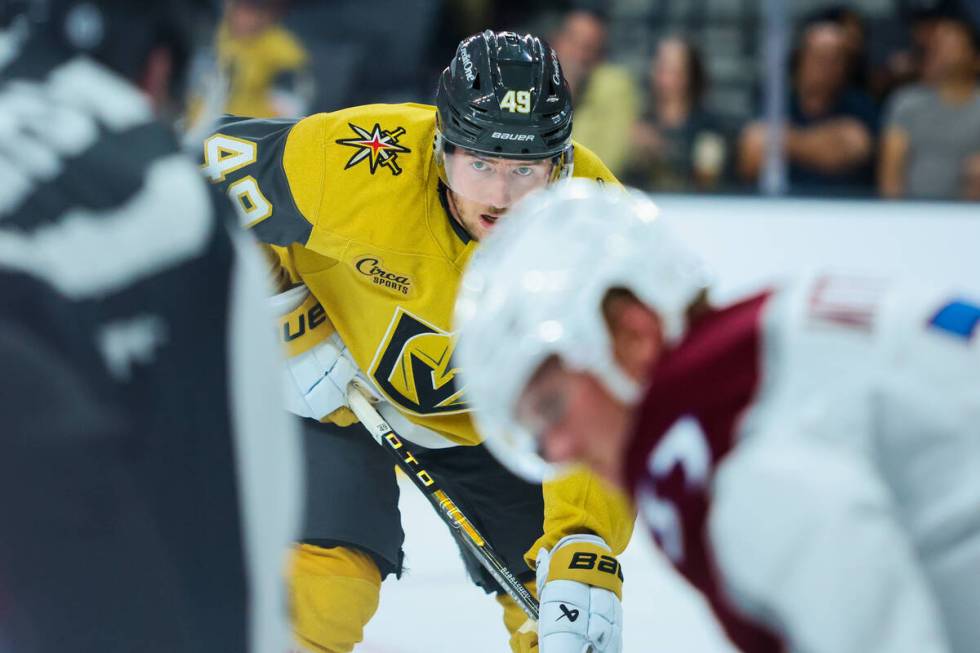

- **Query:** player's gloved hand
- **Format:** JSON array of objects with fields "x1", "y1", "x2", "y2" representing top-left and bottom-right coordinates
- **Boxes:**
[
  {"x1": 271, "y1": 285, "x2": 378, "y2": 425},
  {"x1": 535, "y1": 534, "x2": 623, "y2": 653}
]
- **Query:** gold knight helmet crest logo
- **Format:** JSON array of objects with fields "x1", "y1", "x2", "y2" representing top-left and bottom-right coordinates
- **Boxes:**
[
  {"x1": 336, "y1": 122, "x2": 411, "y2": 176},
  {"x1": 369, "y1": 307, "x2": 469, "y2": 415}
]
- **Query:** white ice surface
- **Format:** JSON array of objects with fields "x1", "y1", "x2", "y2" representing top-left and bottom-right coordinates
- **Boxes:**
[{"x1": 360, "y1": 475, "x2": 737, "y2": 653}]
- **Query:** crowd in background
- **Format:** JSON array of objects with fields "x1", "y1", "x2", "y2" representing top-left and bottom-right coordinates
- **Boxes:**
[{"x1": 198, "y1": 0, "x2": 980, "y2": 201}]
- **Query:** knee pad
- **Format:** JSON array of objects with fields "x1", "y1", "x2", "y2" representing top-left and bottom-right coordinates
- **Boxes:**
[
  {"x1": 289, "y1": 543, "x2": 382, "y2": 653},
  {"x1": 495, "y1": 581, "x2": 538, "y2": 653}
]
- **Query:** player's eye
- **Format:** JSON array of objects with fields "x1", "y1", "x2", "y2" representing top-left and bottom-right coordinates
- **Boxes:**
[
  {"x1": 514, "y1": 166, "x2": 534, "y2": 177},
  {"x1": 471, "y1": 160, "x2": 490, "y2": 172}
]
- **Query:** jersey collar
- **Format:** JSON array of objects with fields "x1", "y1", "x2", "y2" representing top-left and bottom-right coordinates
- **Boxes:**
[{"x1": 438, "y1": 183, "x2": 473, "y2": 245}]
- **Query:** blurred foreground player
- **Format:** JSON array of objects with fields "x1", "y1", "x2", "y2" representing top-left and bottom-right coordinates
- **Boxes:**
[
  {"x1": 0, "y1": 2, "x2": 300, "y2": 651},
  {"x1": 203, "y1": 30, "x2": 633, "y2": 653},
  {"x1": 455, "y1": 180, "x2": 980, "y2": 653}
]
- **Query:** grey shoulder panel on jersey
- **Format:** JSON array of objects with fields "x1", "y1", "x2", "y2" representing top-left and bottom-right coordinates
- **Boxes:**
[{"x1": 207, "y1": 116, "x2": 313, "y2": 247}]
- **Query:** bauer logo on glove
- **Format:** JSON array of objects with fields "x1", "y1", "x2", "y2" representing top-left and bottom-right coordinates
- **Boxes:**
[
  {"x1": 536, "y1": 534, "x2": 624, "y2": 653},
  {"x1": 568, "y1": 552, "x2": 624, "y2": 580}
]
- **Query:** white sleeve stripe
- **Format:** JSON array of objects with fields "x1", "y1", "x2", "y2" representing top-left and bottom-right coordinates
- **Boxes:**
[
  {"x1": 0, "y1": 55, "x2": 154, "y2": 216},
  {"x1": 0, "y1": 155, "x2": 213, "y2": 298}
]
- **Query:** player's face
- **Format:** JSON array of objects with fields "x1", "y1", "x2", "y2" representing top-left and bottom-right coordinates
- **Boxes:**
[
  {"x1": 445, "y1": 149, "x2": 554, "y2": 241},
  {"x1": 515, "y1": 358, "x2": 634, "y2": 488},
  {"x1": 512, "y1": 296, "x2": 664, "y2": 486}
]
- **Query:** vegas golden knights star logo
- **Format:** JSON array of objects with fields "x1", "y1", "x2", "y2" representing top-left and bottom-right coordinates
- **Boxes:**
[
  {"x1": 336, "y1": 122, "x2": 411, "y2": 176},
  {"x1": 369, "y1": 307, "x2": 469, "y2": 415}
]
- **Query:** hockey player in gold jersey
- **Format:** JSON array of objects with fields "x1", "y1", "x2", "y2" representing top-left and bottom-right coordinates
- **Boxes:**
[{"x1": 202, "y1": 31, "x2": 633, "y2": 653}]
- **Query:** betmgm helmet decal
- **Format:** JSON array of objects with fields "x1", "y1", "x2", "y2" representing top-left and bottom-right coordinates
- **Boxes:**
[{"x1": 368, "y1": 307, "x2": 469, "y2": 416}]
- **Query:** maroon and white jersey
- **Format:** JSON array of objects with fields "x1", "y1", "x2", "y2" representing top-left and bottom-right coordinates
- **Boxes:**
[{"x1": 625, "y1": 274, "x2": 980, "y2": 653}]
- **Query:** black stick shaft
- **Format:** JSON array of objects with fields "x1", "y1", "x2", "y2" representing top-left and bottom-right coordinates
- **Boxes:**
[{"x1": 346, "y1": 385, "x2": 540, "y2": 622}]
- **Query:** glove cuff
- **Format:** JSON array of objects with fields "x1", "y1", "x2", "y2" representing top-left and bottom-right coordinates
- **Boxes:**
[
  {"x1": 544, "y1": 534, "x2": 623, "y2": 600},
  {"x1": 274, "y1": 286, "x2": 334, "y2": 358}
]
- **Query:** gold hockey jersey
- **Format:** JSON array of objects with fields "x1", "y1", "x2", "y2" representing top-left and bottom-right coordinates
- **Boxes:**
[
  {"x1": 202, "y1": 102, "x2": 633, "y2": 558},
  {"x1": 203, "y1": 102, "x2": 617, "y2": 446}
]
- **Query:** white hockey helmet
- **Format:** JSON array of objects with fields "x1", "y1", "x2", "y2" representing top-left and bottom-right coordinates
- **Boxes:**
[{"x1": 454, "y1": 179, "x2": 709, "y2": 482}]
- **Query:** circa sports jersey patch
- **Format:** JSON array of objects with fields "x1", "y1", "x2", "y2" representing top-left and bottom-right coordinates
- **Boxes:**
[
  {"x1": 353, "y1": 255, "x2": 412, "y2": 296},
  {"x1": 335, "y1": 122, "x2": 411, "y2": 176},
  {"x1": 368, "y1": 307, "x2": 469, "y2": 416}
]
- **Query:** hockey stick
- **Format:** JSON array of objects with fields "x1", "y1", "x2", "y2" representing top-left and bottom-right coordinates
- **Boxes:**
[{"x1": 346, "y1": 383, "x2": 540, "y2": 622}]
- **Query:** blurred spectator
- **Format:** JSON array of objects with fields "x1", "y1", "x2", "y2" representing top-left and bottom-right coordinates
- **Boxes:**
[
  {"x1": 625, "y1": 37, "x2": 729, "y2": 192},
  {"x1": 189, "y1": 0, "x2": 312, "y2": 121},
  {"x1": 219, "y1": 0, "x2": 312, "y2": 117},
  {"x1": 739, "y1": 20, "x2": 878, "y2": 195},
  {"x1": 872, "y1": 3, "x2": 949, "y2": 99},
  {"x1": 281, "y1": 0, "x2": 440, "y2": 108},
  {"x1": 810, "y1": 5, "x2": 871, "y2": 93},
  {"x1": 879, "y1": 14, "x2": 980, "y2": 199},
  {"x1": 552, "y1": 7, "x2": 639, "y2": 177}
]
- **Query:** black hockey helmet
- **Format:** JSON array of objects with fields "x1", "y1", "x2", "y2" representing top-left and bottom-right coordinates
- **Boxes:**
[
  {"x1": 7, "y1": 0, "x2": 213, "y2": 86},
  {"x1": 436, "y1": 30, "x2": 573, "y2": 159},
  {"x1": 435, "y1": 30, "x2": 575, "y2": 207}
]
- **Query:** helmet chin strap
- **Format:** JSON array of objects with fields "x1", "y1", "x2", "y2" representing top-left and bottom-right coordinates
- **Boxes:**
[{"x1": 444, "y1": 187, "x2": 478, "y2": 241}]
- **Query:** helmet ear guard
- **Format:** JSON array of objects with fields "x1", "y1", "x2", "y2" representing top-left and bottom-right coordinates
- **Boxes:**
[{"x1": 547, "y1": 142, "x2": 574, "y2": 183}]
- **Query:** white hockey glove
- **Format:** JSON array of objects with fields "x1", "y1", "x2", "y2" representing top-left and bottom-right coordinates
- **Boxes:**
[
  {"x1": 271, "y1": 285, "x2": 377, "y2": 424},
  {"x1": 535, "y1": 534, "x2": 623, "y2": 653}
]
